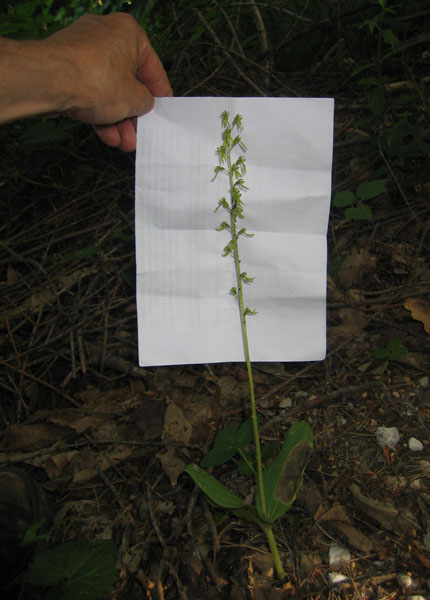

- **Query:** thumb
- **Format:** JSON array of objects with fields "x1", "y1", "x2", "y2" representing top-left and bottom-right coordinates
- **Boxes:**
[{"x1": 127, "y1": 79, "x2": 154, "y2": 119}]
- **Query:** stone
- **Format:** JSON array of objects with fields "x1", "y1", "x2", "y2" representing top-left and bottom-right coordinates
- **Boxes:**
[
  {"x1": 376, "y1": 426, "x2": 400, "y2": 449},
  {"x1": 329, "y1": 543, "x2": 351, "y2": 568},
  {"x1": 409, "y1": 437, "x2": 423, "y2": 451}
]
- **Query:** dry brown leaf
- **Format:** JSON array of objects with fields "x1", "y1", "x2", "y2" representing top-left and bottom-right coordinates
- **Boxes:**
[
  {"x1": 32, "y1": 450, "x2": 79, "y2": 480},
  {"x1": 316, "y1": 502, "x2": 372, "y2": 552},
  {"x1": 156, "y1": 446, "x2": 186, "y2": 487},
  {"x1": 71, "y1": 444, "x2": 133, "y2": 484},
  {"x1": 350, "y1": 483, "x2": 420, "y2": 533},
  {"x1": 337, "y1": 248, "x2": 377, "y2": 287},
  {"x1": 162, "y1": 401, "x2": 192, "y2": 445},
  {"x1": 6, "y1": 264, "x2": 19, "y2": 284},
  {"x1": 5, "y1": 422, "x2": 70, "y2": 451},
  {"x1": 404, "y1": 298, "x2": 430, "y2": 334}
]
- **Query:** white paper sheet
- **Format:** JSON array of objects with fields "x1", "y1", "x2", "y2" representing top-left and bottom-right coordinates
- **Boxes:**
[{"x1": 135, "y1": 97, "x2": 334, "y2": 367}]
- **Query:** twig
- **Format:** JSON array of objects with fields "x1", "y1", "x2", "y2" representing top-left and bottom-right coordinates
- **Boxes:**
[
  {"x1": 0, "y1": 358, "x2": 80, "y2": 406},
  {"x1": 249, "y1": 0, "x2": 271, "y2": 87},
  {"x1": 75, "y1": 330, "x2": 86, "y2": 375},
  {"x1": 377, "y1": 138, "x2": 420, "y2": 224},
  {"x1": 215, "y1": 0, "x2": 245, "y2": 57},
  {"x1": 193, "y1": 8, "x2": 266, "y2": 96},
  {"x1": 261, "y1": 380, "x2": 384, "y2": 434}
]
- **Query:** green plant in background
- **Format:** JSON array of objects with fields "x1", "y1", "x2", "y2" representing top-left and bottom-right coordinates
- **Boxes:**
[
  {"x1": 28, "y1": 539, "x2": 118, "y2": 600},
  {"x1": 373, "y1": 336, "x2": 408, "y2": 361},
  {"x1": 186, "y1": 111, "x2": 313, "y2": 583},
  {"x1": 332, "y1": 178, "x2": 387, "y2": 221},
  {"x1": 355, "y1": 0, "x2": 400, "y2": 120},
  {"x1": 351, "y1": 0, "x2": 429, "y2": 172}
]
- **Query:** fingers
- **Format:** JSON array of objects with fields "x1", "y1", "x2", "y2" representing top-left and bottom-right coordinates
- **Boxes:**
[
  {"x1": 93, "y1": 118, "x2": 138, "y2": 152},
  {"x1": 137, "y1": 41, "x2": 173, "y2": 98}
]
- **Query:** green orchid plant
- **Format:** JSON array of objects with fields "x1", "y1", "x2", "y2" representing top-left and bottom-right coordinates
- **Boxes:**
[{"x1": 186, "y1": 111, "x2": 313, "y2": 582}]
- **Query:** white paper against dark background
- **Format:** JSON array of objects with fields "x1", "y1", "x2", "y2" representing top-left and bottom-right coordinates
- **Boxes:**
[{"x1": 135, "y1": 97, "x2": 334, "y2": 366}]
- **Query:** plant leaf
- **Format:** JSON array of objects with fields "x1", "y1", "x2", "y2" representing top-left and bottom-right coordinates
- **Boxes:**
[
  {"x1": 238, "y1": 444, "x2": 277, "y2": 476},
  {"x1": 28, "y1": 540, "x2": 118, "y2": 600},
  {"x1": 356, "y1": 179, "x2": 387, "y2": 200},
  {"x1": 257, "y1": 422, "x2": 313, "y2": 524},
  {"x1": 186, "y1": 464, "x2": 247, "y2": 509},
  {"x1": 368, "y1": 86, "x2": 385, "y2": 116},
  {"x1": 200, "y1": 422, "x2": 240, "y2": 467},
  {"x1": 345, "y1": 205, "x2": 372, "y2": 221},
  {"x1": 333, "y1": 190, "x2": 355, "y2": 208},
  {"x1": 200, "y1": 417, "x2": 256, "y2": 467}
]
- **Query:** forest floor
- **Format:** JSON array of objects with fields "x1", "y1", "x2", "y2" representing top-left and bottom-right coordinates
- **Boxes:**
[{"x1": 1, "y1": 3, "x2": 429, "y2": 599}]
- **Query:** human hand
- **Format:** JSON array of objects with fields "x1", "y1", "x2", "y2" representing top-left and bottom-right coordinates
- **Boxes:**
[{"x1": 44, "y1": 13, "x2": 172, "y2": 151}]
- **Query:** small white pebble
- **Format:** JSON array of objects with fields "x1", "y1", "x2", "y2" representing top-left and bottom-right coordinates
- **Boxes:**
[
  {"x1": 329, "y1": 544, "x2": 351, "y2": 568},
  {"x1": 328, "y1": 572, "x2": 349, "y2": 585},
  {"x1": 376, "y1": 426, "x2": 400, "y2": 449},
  {"x1": 419, "y1": 376, "x2": 429, "y2": 388},
  {"x1": 409, "y1": 437, "x2": 424, "y2": 451},
  {"x1": 410, "y1": 479, "x2": 422, "y2": 490},
  {"x1": 397, "y1": 573, "x2": 414, "y2": 589}
]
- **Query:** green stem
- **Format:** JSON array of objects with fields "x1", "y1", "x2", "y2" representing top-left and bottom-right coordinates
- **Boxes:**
[
  {"x1": 262, "y1": 525, "x2": 287, "y2": 582},
  {"x1": 226, "y1": 143, "x2": 267, "y2": 520}
]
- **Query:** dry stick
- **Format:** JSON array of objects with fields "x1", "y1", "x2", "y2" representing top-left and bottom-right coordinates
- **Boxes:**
[
  {"x1": 215, "y1": 0, "x2": 246, "y2": 57},
  {"x1": 0, "y1": 358, "x2": 80, "y2": 407},
  {"x1": 249, "y1": 0, "x2": 271, "y2": 88},
  {"x1": 377, "y1": 138, "x2": 420, "y2": 224},
  {"x1": 259, "y1": 326, "x2": 381, "y2": 404},
  {"x1": 100, "y1": 281, "x2": 120, "y2": 374},
  {"x1": 261, "y1": 380, "x2": 384, "y2": 434},
  {"x1": 193, "y1": 8, "x2": 266, "y2": 97},
  {"x1": 183, "y1": 65, "x2": 222, "y2": 96},
  {"x1": 0, "y1": 440, "x2": 63, "y2": 466}
]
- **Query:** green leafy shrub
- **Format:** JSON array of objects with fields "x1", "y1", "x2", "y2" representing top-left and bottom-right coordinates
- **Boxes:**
[{"x1": 28, "y1": 539, "x2": 118, "y2": 600}]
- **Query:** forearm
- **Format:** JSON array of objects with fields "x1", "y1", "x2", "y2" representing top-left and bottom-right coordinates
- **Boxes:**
[{"x1": 0, "y1": 37, "x2": 76, "y2": 124}]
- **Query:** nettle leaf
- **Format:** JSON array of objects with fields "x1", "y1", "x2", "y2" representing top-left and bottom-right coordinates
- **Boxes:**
[
  {"x1": 28, "y1": 540, "x2": 118, "y2": 600},
  {"x1": 257, "y1": 422, "x2": 313, "y2": 524},
  {"x1": 345, "y1": 204, "x2": 372, "y2": 221},
  {"x1": 373, "y1": 337, "x2": 408, "y2": 361},
  {"x1": 356, "y1": 179, "x2": 387, "y2": 200},
  {"x1": 333, "y1": 191, "x2": 355, "y2": 208}
]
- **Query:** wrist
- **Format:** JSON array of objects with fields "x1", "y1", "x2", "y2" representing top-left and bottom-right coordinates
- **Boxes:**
[{"x1": 0, "y1": 37, "x2": 78, "y2": 124}]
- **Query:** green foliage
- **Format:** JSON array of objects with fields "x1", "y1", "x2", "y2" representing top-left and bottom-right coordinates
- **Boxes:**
[
  {"x1": 187, "y1": 421, "x2": 313, "y2": 526},
  {"x1": 28, "y1": 540, "x2": 118, "y2": 600},
  {"x1": 333, "y1": 179, "x2": 387, "y2": 221},
  {"x1": 200, "y1": 417, "x2": 256, "y2": 468},
  {"x1": 373, "y1": 337, "x2": 408, "y2": 361},
  {"x1": 187, "y1": 111, "x2": 313, "y2": 581},
  {"x1": 257, "y1": 423, "x2": 313, "y2": 524}
]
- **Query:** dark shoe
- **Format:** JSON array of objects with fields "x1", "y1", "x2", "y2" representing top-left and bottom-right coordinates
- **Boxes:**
[{"x1": 0, "y1": 468, "x2": 49, "y2": 599}]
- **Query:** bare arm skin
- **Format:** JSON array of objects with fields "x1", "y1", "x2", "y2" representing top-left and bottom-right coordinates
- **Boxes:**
[{"x1": 0, "y1": 13, "x2": 172, "y2": 151}]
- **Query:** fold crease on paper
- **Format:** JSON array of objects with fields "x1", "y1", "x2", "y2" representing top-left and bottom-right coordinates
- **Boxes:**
[{"x1": 135, "y1": 97, "x2": 334, "y2": 366}]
